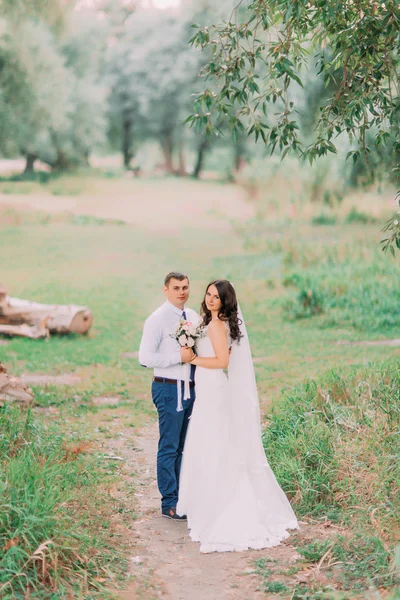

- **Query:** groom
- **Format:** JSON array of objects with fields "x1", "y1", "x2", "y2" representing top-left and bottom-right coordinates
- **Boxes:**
[{"x1": 138, "y1": 272, "x2": 197, "y2": 520}]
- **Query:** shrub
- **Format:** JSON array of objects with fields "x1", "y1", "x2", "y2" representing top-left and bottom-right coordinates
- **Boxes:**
[
  {"x1": 282, "y1": 288, "x2": 325, "y2": 320},
  {"x1": 311, "y1": 213, "x2": 338, "y2": 226},
  {"x1": 345, "y1": 207, "x2": 377, "y2": 224}
]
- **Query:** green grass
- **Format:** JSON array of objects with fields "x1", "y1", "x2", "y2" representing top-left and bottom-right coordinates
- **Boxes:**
[
  {"x1": 258, "y1": 331, "x2": 400, "y2": 596},
  {"x1": 263, "y1": 361, "x2": 399, "y2": 522},
  {"x1": 255, "y1": 534, "x2": 399, "y2": 599},
  {"x1": 0, "y1": 406, "x2": 126, "y2": 599},
  {"x1": 281, "y1": 243, "x2": 400, "y2": 331},
  {"x1": 1, "y1": 172, "x2": 400, "y2": 597}
]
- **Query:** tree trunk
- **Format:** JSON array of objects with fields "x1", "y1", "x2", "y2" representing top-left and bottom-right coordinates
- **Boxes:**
[
  {"x1": 161, "y1": 133, "x2": 175, "y2": 174},
  {"x1": 83, "y1": 149, "x2": 90, "y2": 167},
  {"x1": 122, "y1": 117, "x2": 134, "y2": 169},
  {"x1": 54, "y1": 151, "x2": 74, "y2": 170},
  {"x1": 23, "y1": 153, "x2": 37, "y2": 174},
  {"x1": 234, "y1": 137, "x2": 247, "y2": 173},
  {"x1": 176, "y1": 138, "x2": 187, "y2": 177},
  {"x1": 0, "y1": 363, "x2": 34, "y2": 404},
  {"x1": 0, "y1": 293, "x2": 93, "y2": 335},
  {"x1": 50, "y1": 132, "x2": 73, "y2": 170},
  {"x1": 192, "y1": 139, "x2": 210, "y2": 179}
]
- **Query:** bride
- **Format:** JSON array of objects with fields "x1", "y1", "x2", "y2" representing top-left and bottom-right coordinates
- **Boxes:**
[{"x1": 177, "y1": 279, "x2": 299, "y2": 553}]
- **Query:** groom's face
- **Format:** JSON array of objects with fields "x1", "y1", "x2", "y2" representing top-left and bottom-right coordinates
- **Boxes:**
[{"x1": 164, "y1": 278, "x2": 190, "y2": 309}]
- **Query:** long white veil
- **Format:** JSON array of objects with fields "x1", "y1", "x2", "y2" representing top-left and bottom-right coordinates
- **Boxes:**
[
  {"x1": 227, "y1": 302, "x2": 270, "y2": 473},
  {"x1": 227, "y1": 299, "x2": 299, "y2": 535}
]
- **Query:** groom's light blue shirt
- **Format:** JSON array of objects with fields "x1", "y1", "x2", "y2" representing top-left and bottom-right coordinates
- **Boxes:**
[{"x1": 138, "y1": 301, "x2": 198, "y2": 380}]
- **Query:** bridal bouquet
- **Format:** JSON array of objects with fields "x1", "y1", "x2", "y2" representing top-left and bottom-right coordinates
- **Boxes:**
[
  {"x1": 171, "y1": 319, "x2": 203, "y2": 348},
  {"x1": 171, "y1": 319, "x2": 203, "y2": 409}
]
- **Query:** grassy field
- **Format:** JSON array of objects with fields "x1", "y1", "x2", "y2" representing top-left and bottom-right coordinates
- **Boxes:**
[{"x1": 0, "y1": 170, "x2": 399, "y2": 598}]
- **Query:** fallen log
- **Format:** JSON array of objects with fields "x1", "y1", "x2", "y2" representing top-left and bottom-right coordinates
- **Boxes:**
[
  {"x1": 0, "y1": 362, "x2": 34, "y2": 404},
  {"x1": 0, "y1": 322, "x2": 49, "y2": 339},
  {"x1": 0, "y1": 289, "x2": 93, "y2": 335}
]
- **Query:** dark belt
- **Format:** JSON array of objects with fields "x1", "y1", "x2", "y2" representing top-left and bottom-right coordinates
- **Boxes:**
[{"x1": 153, "y1": 376, "x2": 194, "y2": 387}]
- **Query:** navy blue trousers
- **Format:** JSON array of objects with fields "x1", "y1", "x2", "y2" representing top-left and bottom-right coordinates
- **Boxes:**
[{"x1": 152, "y1": 380, "x2": 195, "y2": 510}]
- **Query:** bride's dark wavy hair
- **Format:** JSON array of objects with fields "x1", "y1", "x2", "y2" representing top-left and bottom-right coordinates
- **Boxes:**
[{"x1": 200, "y1": 280, "x2": 243, "y2": 342}]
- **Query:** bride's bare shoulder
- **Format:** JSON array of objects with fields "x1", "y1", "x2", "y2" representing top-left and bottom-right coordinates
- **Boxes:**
[{"x1": 208, "y1": 319, "x2": 229, "y2": 336}]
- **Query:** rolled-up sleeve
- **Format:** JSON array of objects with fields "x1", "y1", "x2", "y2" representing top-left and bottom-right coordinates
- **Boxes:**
[{"x1": 138, "y1": 316, "x2": 181, "y2": 369}]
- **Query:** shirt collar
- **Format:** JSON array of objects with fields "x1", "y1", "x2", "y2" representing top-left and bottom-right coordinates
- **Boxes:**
[{"x1": 166, "y1": 301, "x2": 185, "y2": 317}]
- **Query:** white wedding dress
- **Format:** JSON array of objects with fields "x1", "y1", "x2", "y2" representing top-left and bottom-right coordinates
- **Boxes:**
[{"x1": 177, "y1": 320, "x2": 299, "y2": 554}]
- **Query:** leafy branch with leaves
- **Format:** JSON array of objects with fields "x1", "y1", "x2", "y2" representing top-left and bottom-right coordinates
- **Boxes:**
[{"x1": 187, "y1": 0, "x2": 400, "y2": 252}]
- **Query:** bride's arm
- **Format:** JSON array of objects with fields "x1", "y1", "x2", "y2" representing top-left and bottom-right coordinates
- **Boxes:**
[{"x1": 189, "y1": 320, "x2": 229, "y2": 369}]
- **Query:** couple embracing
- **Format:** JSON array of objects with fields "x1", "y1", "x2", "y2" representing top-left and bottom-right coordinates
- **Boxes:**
[{"x1": 139, "y1": 272, "x2": 298, "y2": 554}]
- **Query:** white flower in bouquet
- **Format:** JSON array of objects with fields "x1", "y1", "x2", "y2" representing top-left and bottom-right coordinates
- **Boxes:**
[
  {"x1": 188, "y1": 324, "x2": 198, "y2": 336},
  {"x1": 171, "y1": 318, "x2": 204, "y2": 348},
  {"x1": 179, "y1": 334, "x2": 188, "y2": 346}
]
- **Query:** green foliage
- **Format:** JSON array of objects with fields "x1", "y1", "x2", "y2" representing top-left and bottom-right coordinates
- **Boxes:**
[
  {"x1": 188, "y1": 0, "x2": 400, "y2": 251},
  {"x1": 282, "y1": 256, "x2": 400, "y2": 330},
  {"x1": 344, "y1": 207, "x2": 377, "y2": 224},
  {"x1": 71, "y1": 214, "x2": 125, "y2": 226},
  {"x1": 277, "y1": 229, "x2": 400, "y2": 330},
  {"x1": 381, "y1": 205, "x2": 400, "y2": 256},
  {"x1": 262, "y1": 362, "x2": 399, "y2": 596},
  {"x1": 264, "y1": 383, "x2": 337, "y2": 515},
  {"x1": 263, "y1": 581, "x2": 289, "y2": 593},
  {"x1": 255, "y1": 535, "x2": 397, "y2": 598},
  {"x1": 1, "y1": 171, "x2": 53, "y2": 184},
  {"x1": 0, "y1": 7, "x2": 106, "y2": 169},
  {"x1": 189, "y1": 1, "x2": 400, "y2": 164},
  {"x1": 106, "y1": 7, "x2": 204, "y2": 169},
  {"x1": 283, "y1": 287, "x2": 325, "y2": 320},
  {"x1": 263, "y1": 361, "x2": 400, "y2": 527},
  {"x1": 331, "y1": 535, "x2": 394, "y2": 590},
  {"x1": 0, "y1": 405, "x2": 124, "y2": 598},
  {"x1": 297, "y1": 540, "x2": 333, "y2": 562},
  {"x1": 311, "y1": 213, "x2": 338, "y2": 226},
  {"x1": 0, "y1": 0, "x2": 72, "y2": 28}
]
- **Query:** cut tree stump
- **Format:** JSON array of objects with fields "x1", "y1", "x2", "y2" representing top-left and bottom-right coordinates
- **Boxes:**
[
  {"x1": 0, "y1": 363, "x2": 34, "y2": 404},
  {"x1": 0, "y1": 284, "x2": 93, "y2": 335}
]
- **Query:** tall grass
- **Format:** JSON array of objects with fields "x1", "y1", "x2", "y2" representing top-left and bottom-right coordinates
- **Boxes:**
[
  {"x1": 262, "y1": 360, "x2": 400, "y2": 595},
  {"x1": 0, "y1": 405, "x2": 124, "y2": 599},
  {"x1": 282, "y1": 241, "x2": 400, "y2": 331}
]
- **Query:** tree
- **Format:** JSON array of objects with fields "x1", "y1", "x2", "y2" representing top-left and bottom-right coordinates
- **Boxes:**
[
  {"x1": 187, "y1": 0, "x2": 400, "y2": 250},
  {"x1": 0, "y1": 0, "x2": 73, "y2": 28},
  {"x1": 0, "y1": 20, "x2": 72, "y2": 169},
  {"x1": 0, "y1": 4, "x2": 107, "y2": 171},
  {"x1": 52, "y1": 9, "x2": 108, "y2": 167},
  {"x1": 106, "y1": 7, "x2": 205, "y2": 173},
  {"x1": 105, "y1": 1, "x2": 244, "y2": 177}
]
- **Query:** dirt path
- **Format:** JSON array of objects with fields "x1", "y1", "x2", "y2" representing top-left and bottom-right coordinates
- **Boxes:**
[{"x1": 97, "y1": 416, "x2": 324, "y2": 600}]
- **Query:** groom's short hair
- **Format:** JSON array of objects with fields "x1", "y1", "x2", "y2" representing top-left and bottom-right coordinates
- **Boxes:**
[{"x1": 164, "y1": 272, "x2": 189, "y2": 287}]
